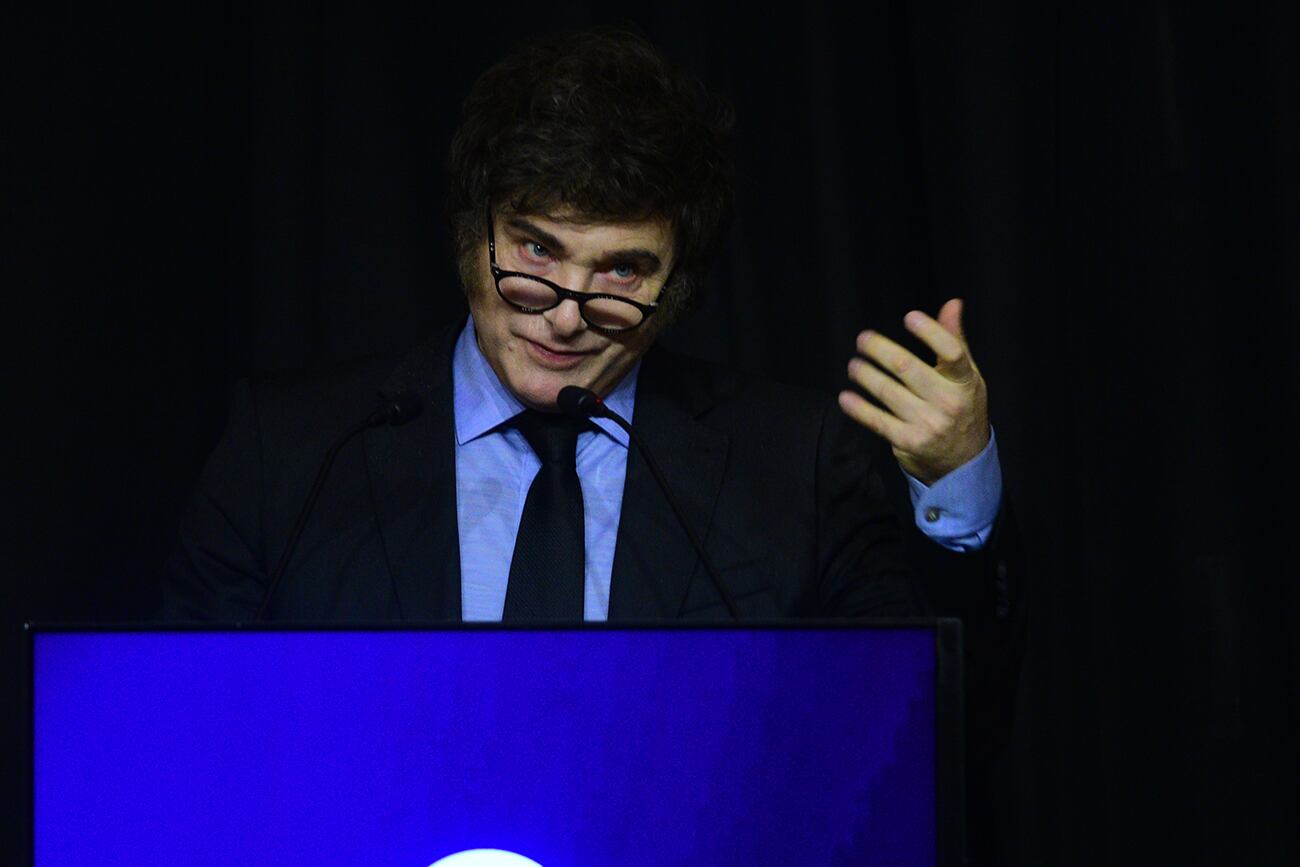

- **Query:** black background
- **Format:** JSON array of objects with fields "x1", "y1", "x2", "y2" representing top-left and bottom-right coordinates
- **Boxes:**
[{"x1": 6, "y1": 2, "x2": 1297, "y2": 863}]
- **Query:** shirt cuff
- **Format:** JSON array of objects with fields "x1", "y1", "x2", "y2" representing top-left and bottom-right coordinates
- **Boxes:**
[{"x1": 903, "y1": 428, "x2": 1002, "y2": 552}]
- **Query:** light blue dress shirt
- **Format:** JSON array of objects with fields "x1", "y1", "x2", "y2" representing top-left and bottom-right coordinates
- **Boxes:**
[
  {"x1": 454, "y1": 318, "x2": 637, "y2": 621},
  {"x1": 452, "y1": 317, "x2": 1002, "y2": 620},
  {"x1": 903, "y1": 429, "x2": 1002, "y2": 552}
]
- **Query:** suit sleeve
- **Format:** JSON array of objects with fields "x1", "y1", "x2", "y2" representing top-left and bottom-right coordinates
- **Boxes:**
[
  {"x1": 812, "y1": 398, "x2": 925, "y2": 617},
  {"x1": 157, "y1": 380, "x2": 269, "y2": 621},
  {"x1": 816, "y1": 396, "x2": 1028, "y2": 765}
]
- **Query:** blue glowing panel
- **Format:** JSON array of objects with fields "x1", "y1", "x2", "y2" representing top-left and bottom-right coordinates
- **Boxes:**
[{"x1": 34, "y1": 628, "x2": 935, "y2": 865}]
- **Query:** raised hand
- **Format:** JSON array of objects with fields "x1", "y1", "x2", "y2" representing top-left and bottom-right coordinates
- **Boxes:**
[{"x1": 837, "y1": 298, "x2": 990, "y2": 485}]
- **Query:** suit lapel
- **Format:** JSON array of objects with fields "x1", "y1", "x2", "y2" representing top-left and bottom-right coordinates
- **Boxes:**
[
  {"x1": 363, "y1": 327, "x2": 463, "y2": 621},
  {"x1": 608, "y1": 350, "x2": 730, "y2": 620}
]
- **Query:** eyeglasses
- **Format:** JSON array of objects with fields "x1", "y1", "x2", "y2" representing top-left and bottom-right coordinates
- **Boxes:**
[{"x1": 487, "y1": 212, "x2": 661, "y2": 334}]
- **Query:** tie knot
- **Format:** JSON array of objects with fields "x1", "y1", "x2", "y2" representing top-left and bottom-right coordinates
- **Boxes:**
[{"x1": 513, "y1": 410, "x2": 585, "y2": 465}]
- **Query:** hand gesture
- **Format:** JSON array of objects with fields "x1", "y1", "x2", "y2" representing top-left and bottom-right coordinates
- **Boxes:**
[{"x1": 837, "y1": 298, "x2": 990, "y2": 485}]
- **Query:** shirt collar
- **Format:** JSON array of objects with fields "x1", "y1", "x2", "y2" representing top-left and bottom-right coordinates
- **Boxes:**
[{"x1": 452, "y1": 315, "x2": 638, "y2": 448}]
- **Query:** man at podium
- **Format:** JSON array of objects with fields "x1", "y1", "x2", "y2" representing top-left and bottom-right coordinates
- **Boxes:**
[
  {"x1": 160, "y1": 29, "x2": 1021, "y2": 734},
  {"x1": 157, "y1": 28, "x2": 1025, "y2": 861},
  {"x1": 163, "y1": 27, "x2": 1017, "y2": 626}
]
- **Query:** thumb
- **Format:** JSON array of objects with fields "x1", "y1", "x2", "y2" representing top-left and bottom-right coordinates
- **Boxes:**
[{"x1": 937, "y1": 298, "x2": 966, "y2": 344}]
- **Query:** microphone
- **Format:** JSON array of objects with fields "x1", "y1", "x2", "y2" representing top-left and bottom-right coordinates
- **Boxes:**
[
  {"x1": 556, "y1": 385, "x2": 605, "y2": 420},
  {"x1": 557, "y1": 385, "x2": 740, "y2": 620},
  {"x1": 255, "y1": 391, "x2": 424, "y2": 621}
]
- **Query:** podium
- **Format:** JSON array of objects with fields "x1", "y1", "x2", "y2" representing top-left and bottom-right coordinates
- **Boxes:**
[{"x1": 25, "y1": 621, "x2": 964, "y2": 865}]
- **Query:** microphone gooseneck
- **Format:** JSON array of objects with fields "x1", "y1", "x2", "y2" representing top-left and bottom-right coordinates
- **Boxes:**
[
  {"x1": 557, "y1": 385, "x2": 740, "y2": 620},
  {"x1": 255, "y1": 392, "x2": 424, "y2": 621}
]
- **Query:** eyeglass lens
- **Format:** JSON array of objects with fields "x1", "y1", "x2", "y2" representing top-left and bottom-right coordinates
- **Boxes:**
[{"x1": 498, "y1": 274, "x2": 646, "y2": 331}]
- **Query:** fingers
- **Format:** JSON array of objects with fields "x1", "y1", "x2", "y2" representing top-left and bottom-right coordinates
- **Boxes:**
[
  {"x1": 902, "y1": 302, "x2": 976, "y2": 383},
  {"x1": 837, "y1": 389, "x2": 917, "y2": 451},
  {"x1": 936, "y1": 298, "x2": 966, "y2": 343},
  {"x1": 847, "y1": 356, "x2": 929, "y2": 422},
  {"x1": 840, "y1": 300, "x2": 989, "y2": 483},
  {"x1": 855, "y1": 329, "x2": 952, "y2": 401},
  {"x1": 903, "y1": 310, "x2": 964, "y2": 363}
]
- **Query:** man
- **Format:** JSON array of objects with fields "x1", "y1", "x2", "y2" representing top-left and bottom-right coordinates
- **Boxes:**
[
  {"x1": 161, "y1": 29, "x2": 1019, "y2": 688},
  {"x1": 161, "y1": 30, "x2": 1022, "y2": 857}
]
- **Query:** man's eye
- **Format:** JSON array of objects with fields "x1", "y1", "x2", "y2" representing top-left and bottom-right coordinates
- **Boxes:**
[
  {"x1": 524, "y1": 242, "x2": 549, "y2": 259},
  {"x1": 611, "y1": 264, "x2": 637, "y2": 280}
]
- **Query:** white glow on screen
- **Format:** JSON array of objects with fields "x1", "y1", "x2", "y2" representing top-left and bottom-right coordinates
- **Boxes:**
[{"x1": 428, "y1": 849, "x2": 543, "y2": 867}]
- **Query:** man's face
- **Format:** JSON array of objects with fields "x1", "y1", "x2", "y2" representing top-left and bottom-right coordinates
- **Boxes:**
[{"x1": 467, "y1": 210, "x2": 675, "y2": 412}]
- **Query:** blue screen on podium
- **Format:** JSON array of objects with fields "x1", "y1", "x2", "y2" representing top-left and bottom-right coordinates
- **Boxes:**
[{"x1": 33, "y1": 627, "x2": 937, "y2": 865}]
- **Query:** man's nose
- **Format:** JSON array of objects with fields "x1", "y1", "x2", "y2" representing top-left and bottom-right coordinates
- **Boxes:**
[{"x1": 544, "y1": 296, "x2": 586, "y2": 336}]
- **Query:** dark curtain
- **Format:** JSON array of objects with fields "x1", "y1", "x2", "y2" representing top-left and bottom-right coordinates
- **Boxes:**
[{"x1": 7, "y1": 2, "x2": 1297, "y2": 862}]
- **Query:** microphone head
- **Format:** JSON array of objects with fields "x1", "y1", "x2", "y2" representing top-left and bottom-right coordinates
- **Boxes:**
[
  {"x1": 557, "y1": 385, "x2": 603, "y2": 419},
  {"x1": 380, "y1": 392, "x2": 424, "y2": 426}
]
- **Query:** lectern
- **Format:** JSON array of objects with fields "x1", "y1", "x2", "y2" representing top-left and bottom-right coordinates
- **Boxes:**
[{"x1": 25, "y1": 621, "x2": 964, "y2": 865}]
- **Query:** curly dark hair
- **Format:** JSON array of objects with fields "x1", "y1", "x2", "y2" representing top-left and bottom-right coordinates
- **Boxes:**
[{"x1": 446, "y1": 28, "x2": 734, "y2": 321}]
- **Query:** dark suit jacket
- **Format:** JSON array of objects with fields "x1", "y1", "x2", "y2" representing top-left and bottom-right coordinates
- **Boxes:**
[
  {"x1": 162, "y1": 323, "x2": 1024, "y2": 745},
  {"x1": 163, "y1": 322, "x2": 1013, "y2": 614}
]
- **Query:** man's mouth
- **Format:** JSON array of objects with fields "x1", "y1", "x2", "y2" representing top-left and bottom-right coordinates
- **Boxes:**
[{"x1": 523, "y1": 338, "x2": 593, "y2": 368}]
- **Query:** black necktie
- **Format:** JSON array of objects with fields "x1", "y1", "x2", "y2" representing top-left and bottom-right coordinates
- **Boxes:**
[{"x1": 504, "y1": 410, "x2": 587, "y2": 620}]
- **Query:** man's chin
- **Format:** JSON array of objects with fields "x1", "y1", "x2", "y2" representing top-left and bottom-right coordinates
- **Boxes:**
[{"x1": 509, "y1": 374, "x2": 585, "y2": 413}]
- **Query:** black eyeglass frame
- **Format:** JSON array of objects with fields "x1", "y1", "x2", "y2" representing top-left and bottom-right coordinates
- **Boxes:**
[{"x1": 486, "y1": 212, "x2": 664, "y2": 334}]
